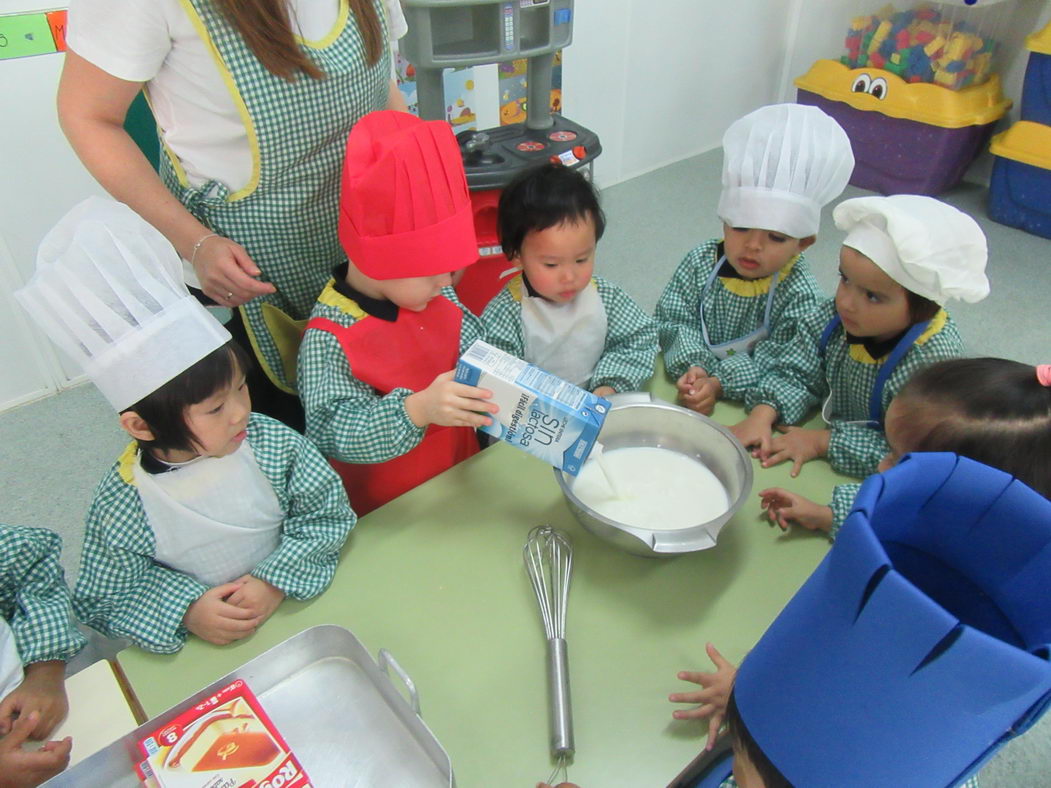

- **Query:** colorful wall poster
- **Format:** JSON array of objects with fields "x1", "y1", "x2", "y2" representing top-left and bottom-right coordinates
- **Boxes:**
[
  {"x1": 498, "y1": 51, "x2": 562, "y2": 125},
  {"x1": 395, "y1": 53, "x2": 477, "y2": 130}
]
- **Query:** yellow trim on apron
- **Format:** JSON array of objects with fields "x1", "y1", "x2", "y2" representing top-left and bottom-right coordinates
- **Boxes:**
[
  {"x1": 296, "y1": 0, "x2": 350, "y2": 49},
  {"x1": 315, "y1": 280, "x2": 369, "y2": 319},
  {"x1": 117, "y1": 441, "x2": 140, "y2": 486},
  {"x1": 175, "y1": 0, "x2": 262, "y2": 202},
  {"x1": 261, "y1": 304, "x2": 309, "y2": 390},
  {"x1": 507, "y1": 273, "x2": 524, "y2": 302},
  {"x1": 847, "y1": 309, "x2": 948, "y2": 364},
  {"x1": 506, "y1": 273, "x2": 600, "y2": 303},
  {"x1": 718, "y1": 255, "x2": 800, "y2": 298}
]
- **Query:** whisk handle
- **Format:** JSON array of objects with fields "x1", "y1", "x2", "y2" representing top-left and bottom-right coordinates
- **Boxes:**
[{"x1": 546, "y1": 637, "x2": 574, "y2": 757}]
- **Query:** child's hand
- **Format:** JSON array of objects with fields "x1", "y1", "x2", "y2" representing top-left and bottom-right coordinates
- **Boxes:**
[
  {"x1": 680, "y1": 376, "x2": 722, "y2": 416},
  {"x1": 404, "y1": 371, "x2": 498, "y2": 429},
  {"x1": 877, "y1": 452, "x2": 897, "y2": 473},
  {"x1": 730, "y1": 405, "x2": 777, "y2": 458},
  {"x1": 0, "y1": 662, "x2": 67, "y2": 739},
  {"x1": 0, "y1": 711, "x2": 72, "y2": 787},
  {"x1": 762, "y1": 426, "x2": 830, "y2": 476},
  {"x1": 225, "y1": 575, "x2": 285, "y2": 624},
  {"x1": 676, "y1": 366, "x2": 708, "y2": 394},
  {"x1": 592, "y1": 385, "x2": 616, "y2": 399},
  {"x1": 759, "y1": 488, "x2": 834, "y2": 533},
  {"x1": 668, "y1": 642, "x2": 737, "y2": 750},
  {"x1": 183, "y1": 581, "x2": 262, "y2": 646}
]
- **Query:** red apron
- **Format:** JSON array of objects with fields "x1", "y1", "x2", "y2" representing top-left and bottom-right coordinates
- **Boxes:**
[{"x1": 306, "y1": 296, "x2": 479, "y2": 515}]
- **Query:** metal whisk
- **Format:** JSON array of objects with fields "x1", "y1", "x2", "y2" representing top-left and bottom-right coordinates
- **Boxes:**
[{"x1": 523, "y1": 525, "x2": 574, "y2": 781}]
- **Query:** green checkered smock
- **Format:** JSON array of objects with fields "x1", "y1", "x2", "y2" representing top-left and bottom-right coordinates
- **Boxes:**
[
  {"x1": 298, "y1": 283, "x2": 482, "y2": 463},
  {"x1": 746, "y1": 299, "x2": 963, "y2": 478},
  {"x1": 480, "y1": 274, "x2": 658, "y2": 392},
  {"x1": 74, "y1": 413, "x2": 355, "y2": 654},
  {"x1": 656, "y1": 239, "x2": 822, "y2": 399},
  {"x1": 829, "y1": 481, "x2": 862, "y2": 538},
  {"x1": 0, "y1": 525, "x2": 85, "y2": 665},
  {"x1": 158, "y1": 0, "x2": 391, "y2": 392}
]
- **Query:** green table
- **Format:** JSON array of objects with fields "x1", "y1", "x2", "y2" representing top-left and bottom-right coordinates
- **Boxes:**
[{"x1": 118, "y1": 377, "x2": 852, "y2": 787}]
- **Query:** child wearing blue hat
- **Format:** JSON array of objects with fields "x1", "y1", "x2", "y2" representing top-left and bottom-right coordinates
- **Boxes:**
[{"x1": 759, "y1": 357, "x2": 1051, "y2": 536}]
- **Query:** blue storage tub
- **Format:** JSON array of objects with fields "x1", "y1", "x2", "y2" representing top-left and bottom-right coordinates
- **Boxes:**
[
  {"x1": 1021, "y1": 22, "x2": 1051, "y2": 125},
  {"x1": 988, "y1": 120, "x2": 1051, "y2": 240}
]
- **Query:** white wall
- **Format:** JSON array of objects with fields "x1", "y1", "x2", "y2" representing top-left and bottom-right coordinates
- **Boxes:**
[
  {"x1": 0, "y1": 2, "x2": 104, "y2": 410},
  {"x1": 565, "y1": 0, "x2": 797, "y2": 187}
]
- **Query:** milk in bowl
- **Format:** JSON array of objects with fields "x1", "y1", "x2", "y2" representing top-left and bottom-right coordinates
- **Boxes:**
[{"x1": 572, "y1": 447, "x2": 730, "y2": 530}]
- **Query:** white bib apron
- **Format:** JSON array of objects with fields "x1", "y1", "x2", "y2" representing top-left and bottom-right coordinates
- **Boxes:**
[
  {"x1": 521, "y1": 280, "x2": 608, "y2": 387},
  {"x1": 0, "y1": 618, "x2": 24, "y2": 702},
  {"x1": 133, "y1": 443, "x2": 284, "y2": 587}
]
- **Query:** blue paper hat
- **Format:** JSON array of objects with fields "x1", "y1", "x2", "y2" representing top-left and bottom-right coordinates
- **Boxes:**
[{"x1": 734, "y1": 453, "x2": 1051, "y2": 787}]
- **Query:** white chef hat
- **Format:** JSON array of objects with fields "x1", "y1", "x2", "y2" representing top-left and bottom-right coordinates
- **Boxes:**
[
  {"x1": 718, "y1": 104, "x2": 855, "y2": 239},
  {"x1": 833, "y1": 195, "x2": 989, "y2": 305},
  {"x1": 15, "y1": 197, "x2": 231, "y2": 411}
]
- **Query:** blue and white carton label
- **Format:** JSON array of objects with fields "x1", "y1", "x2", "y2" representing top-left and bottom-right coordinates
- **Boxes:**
[{"x1": 455, "y1": 340, "x2": 609, "y2": 475}]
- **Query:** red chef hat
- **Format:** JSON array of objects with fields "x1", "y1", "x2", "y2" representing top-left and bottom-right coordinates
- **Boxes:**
[{"x1": 339, "y1": 110, "x2": 477, "y2": 280}]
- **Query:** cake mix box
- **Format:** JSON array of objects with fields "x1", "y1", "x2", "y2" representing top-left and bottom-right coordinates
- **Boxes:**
[
  {"x1": 455, "y1": 340, "x2": 610, "y2": 475},
  {"x1": 136, "y1": 679, "x2": 311, "y2": 788}
]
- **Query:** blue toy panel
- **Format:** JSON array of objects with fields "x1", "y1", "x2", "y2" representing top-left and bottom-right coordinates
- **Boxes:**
[
  {"x1": 1022, "y1": 52, "x2": 1051, "y2": 125},
  {"x1": 988, "y1": 154, "x2": 1051, "y2": 240},
  {"x1": 734, "y1": 453, "x2": 1051, "y2": 787}
]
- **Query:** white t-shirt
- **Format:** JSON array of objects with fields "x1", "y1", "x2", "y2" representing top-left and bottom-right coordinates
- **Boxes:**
[
  {"x1": 0, "y1": 619, "x2": 23, "y2": 703},
  {"x1": 67, "y1": 0, "x2": 407, "y2": 191}
]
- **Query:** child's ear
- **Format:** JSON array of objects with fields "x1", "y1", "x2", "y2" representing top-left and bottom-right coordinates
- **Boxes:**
[
  {"x1": 119, "y1": 411, "x2": 155, "y2": 442},
  {"x1": 798, "y1": 235, "x2": 817, "y2": 252}
]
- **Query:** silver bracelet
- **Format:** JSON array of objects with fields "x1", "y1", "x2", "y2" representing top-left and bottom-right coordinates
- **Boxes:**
[{"x1": 190, "y1": 232, "x2": 220, "y2": 267}]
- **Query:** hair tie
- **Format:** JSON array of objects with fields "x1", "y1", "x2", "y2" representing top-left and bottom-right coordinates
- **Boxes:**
[{"x1": 1037, "y1": 364, "x2": 1051, "y2": 387}]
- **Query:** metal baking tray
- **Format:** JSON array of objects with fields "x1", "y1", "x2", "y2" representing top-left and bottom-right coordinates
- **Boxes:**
[{"x1": 47, "y1": 625, "x2": 454, "y2": 786}]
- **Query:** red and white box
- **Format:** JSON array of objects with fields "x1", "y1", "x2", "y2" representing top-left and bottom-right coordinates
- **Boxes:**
[{"x1": 136, "y1": 679, "x2": 311, "y2": 788}]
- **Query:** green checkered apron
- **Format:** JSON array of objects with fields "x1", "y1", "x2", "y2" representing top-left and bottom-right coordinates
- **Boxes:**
[{"x1": 158, "y1": 0, "x2": 390, "y2": 392}]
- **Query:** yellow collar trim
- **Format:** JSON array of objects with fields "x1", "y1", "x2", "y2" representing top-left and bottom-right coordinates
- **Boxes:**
[
  {"x1": 848, "y1": 309, "x2": 948, "y2": 364},
  {"x1": 317, "y1": 279, "x2": 368, "y2": 320},
  {"x1": 719, "y1": 255, "x2": 799, "y2": 298},
  {"x1": 117, "y1": 441, "x2": 140, "y2": 486},
  {"x1": 507, "y1": 273, "x2": 525, "y2": 302},
  {"x1": 177, "y1": 0, "x2": 261, "y2": 202},
  {"x1": 507, "y1": 273, "x2": 599, "y2": 303},
  {"x1": 296, "y1": 0, "x2": 349, "y2": 49}
]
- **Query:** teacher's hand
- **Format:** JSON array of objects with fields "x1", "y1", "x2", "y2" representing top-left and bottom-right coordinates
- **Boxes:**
[{"x1": 193, "y1": 234, "x2": 276, "y2": 307}]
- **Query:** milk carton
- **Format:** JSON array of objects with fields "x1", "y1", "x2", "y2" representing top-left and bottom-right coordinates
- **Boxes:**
[{"x1": 455, "y1": 340, "x2": 609, "y2": 475}]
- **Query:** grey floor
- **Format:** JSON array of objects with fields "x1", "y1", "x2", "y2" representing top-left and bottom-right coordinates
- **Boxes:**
[{"x1": 4, "y1": 148, "x2": 1050, "y2": 783}]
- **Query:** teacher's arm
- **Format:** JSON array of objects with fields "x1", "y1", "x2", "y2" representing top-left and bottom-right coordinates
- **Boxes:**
[
  {"x1": 57, "y1": 50, "x2": 275, "y2": 307},
  {"x1": 386, "y1": 78, "x2": 409, "y2": 112}
]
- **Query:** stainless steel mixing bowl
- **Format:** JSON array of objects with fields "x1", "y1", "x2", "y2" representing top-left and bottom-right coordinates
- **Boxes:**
[{"x1": 554, "y1": 392, "x2": 753, "y2": 557}]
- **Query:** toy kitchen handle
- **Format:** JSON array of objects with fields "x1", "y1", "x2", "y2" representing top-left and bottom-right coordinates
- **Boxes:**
[{"x1": 378, "y1": 648, "x2": 421, "y2": 716}]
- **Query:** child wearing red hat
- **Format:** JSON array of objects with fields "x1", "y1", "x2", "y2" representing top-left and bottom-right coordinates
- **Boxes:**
[{"x1": 297, "y1": 111, "x2": 497, "y2": 516}]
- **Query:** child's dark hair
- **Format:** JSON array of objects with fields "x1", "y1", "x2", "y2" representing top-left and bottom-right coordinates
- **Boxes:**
[
  {"x1": 905, "y1": 290, "x2": 941, "y2": 324},
  {"x1": 123, "y1": 340, "x2": 251, "y2": 455},
  {"x1": 897, "y1": 357, "x2": 1051, "y2": 498},
  {"x1": 725, "y1": 688, "x2": 793, "y2": 788},
  {"x1": 497, "y1": 162, "x2": 606, "y2": 260}
]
